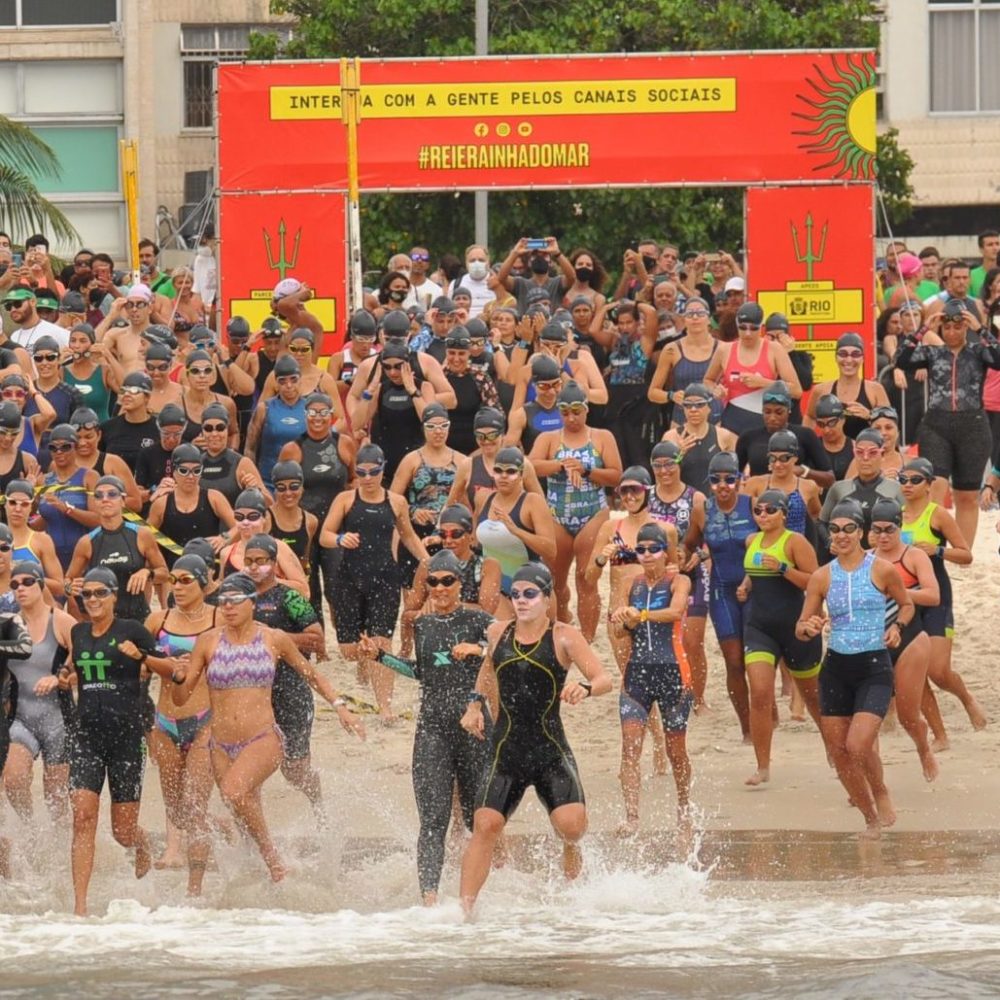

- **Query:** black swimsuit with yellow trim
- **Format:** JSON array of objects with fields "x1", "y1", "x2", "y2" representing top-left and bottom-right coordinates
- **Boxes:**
[{"x1": 477, "y1": 622, "x2": 584, "y2": 819}]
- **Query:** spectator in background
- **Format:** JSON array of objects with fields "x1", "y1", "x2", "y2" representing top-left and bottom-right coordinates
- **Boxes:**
[
  {"x1": 918, "y1": 246, "x2": 943, "y2": 296},
  {"x1": 192, "y1": 235, "x2": 217, "y2": 329},
  {"x1": 448, "y1": 245, "x2": 495, "y2": 318},
  {"x1": 561, "y1": 248, "x2": 607, "y2": 309},
  {"x1": 138, "y1": 239, "x2": 175, "y2": 297},
  {"x1": 407, "y1": 246, "x2": 443, "y2": 308},
  {"x1": 885, "y1": 252, "x2": 927, "y2": 309},
  {"x1": 971, "y1": 229, "x2": 1000, "y2": 297},
  {"x1": 923, "y1": 260, "x2": 984, "y2": 323},
  {"x1": 498, "y1": 237, "x2": 575, "y2": 313},
  {"x1": 3, "y1": 285, "x2": 68, "y2": 351}
]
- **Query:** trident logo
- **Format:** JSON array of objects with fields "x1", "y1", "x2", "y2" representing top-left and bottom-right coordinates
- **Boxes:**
[
  {"x1": 790, "y1": 213, "x2": 828, "y2": 282},
  {"x1": 263, "y1": 218, "x2": 302, "y2": 281}
]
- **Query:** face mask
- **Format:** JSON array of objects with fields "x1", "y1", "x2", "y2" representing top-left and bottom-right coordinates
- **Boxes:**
[
  {"x1": 197, "y1": 246, "x2": 213, "y2": 257},
  {"x1": 575, "y1": 266, "x2": 593, "y2": 283},
  {"x1": 642, "y1": 255, "x2": 658, "y2": 271},
  {"x1": 389, "y1": 289, "x2": 407, "y2": 303},
  {"x1": 467, "y1": 261, "x2": 488, "y2": 281},
  {"x1": 530, "y1": 256, "x2": 550, "y2": 275}
]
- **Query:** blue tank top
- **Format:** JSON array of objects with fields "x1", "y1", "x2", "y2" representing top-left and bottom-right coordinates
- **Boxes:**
[
  {"x1": 672, "y1": 342, "x2": 723, "y2": 424},
  {"x1": 827, "y1": 551, "x2": 885, "y2": 654},
  {"x1": 259, "y1": 397, "x2": 307, "y2": 487},
  {"x1": 38, "y1": 467, "x2": 90, "y2": 564},
  {"x1": 703, "y1": 494, "x2": 755, "y2": 588}
]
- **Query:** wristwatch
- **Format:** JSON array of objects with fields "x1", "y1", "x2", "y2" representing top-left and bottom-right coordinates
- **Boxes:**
[{"x1": 467, "y1": 691, "x2": 486, "y2": 706}]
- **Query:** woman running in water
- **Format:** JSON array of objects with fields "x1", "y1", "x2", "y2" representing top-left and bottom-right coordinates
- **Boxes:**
[{"x1": 172, "y1": 573, "x2": 364, "y2": 882}]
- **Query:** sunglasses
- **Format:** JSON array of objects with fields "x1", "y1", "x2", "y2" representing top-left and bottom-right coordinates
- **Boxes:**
[
  {"x1": 510, "y1": 586, "x2": 543, "y2": 601},
  {"x1": 2, "y1": 389, "x2": 26, "y2": 399},
  {"x1": 288, "y1": 345, "x2": 313, "y2": 354},
  {"x1": 94, "y1": 489, "x2": 122, "y2": 501},
  {"x1": 475, "y1": 430, "x2": 501, "y2": 442},
  {"x1": 411, "y1": 253, "x2": 430, "y2": 261},
  {"x1": 2, "y1": 302, "x2": 27, "y2": 312},
  {"x1": 10, "y1": 577, "x2": 39, "y2": 590},
  {"x1": 0, "y1": 542, "x2": 11, "y2": 553},
  {"x1": 244, "y1": 555, "x2": 274, "y2": 567},
  {"x1": 169, "y1": 573, "x2": 200, "y2": 585},
  {"x1": 81, "y1": 587, "x2": 114, "y2": 600},
  {"x1": 175, "y1": 465, "x2": 202, "y2": 477},
  {"x1": 187, "y1": 366, "x2": 214, "y2": 377},
  {"x1": 837, "y1": 349, "x2": 863, "y2": 360},
  {"x1": 202, "y1": 422, "x2": 227, "y2": 433},
  {"x1": 274, "y1": 482, "x2": 301, "y2": 493},
  {"x1": 233, "y1": 510, "x2": 264, "y2": 522},
  {"x1": 709, "y1": 473, "x2": 740, "y2": 485},
  {"x1": 828, "y1": 522, "x2": 860, "y2": 535},
  {"x1": 651, "y1": 459, "x2": 681, "y2": 470},
  {"x1": 768, "y1": 453, "x2": 796, "y2": 464},
  {"x1": 870, "y1": 524, "x2": 898, "y2": 535},
  {"x1": 617, "y1": 484, "x2": 647, "y2": 497},
  {"x1": 307, "y1": 408, "x2": 332, "y2": 418},
  {"x1": 356, "y1": 465, "x2": 385, "y2": 478},
  {"x1": 124, "y1": 301, "x2": 148, "y2": 309},
  {"x1": 815, "y1": 417, "x2": 843, "y2": 429},
  {"x1": 120, "y1": 386, "x2": 148, "y2": 396},
  {"x1": 636, "y1": 542, "x2": 665, "y2": 555},
  {"x1": 217, "y1": 593, "x2": 253, "y2": 606},
  {"x1": 557, "y1": 403, "x2": 588, "y2": 415},
  {"x1": 424, "y1": 422, "x2": 451, "y2": 432},
  {"x1": 753, "y1": 503, "x2": 784, "y2": 516},
  {"x1": 897, "y1": 474, "x2": 927, "y2": 486},
  {"x1": 34, "y1": 353, "x2": 59, "y2": 363},
  {"x1": 438, "y1": 528, "x2": 467, "y2": 540},
  {"x1": 49, "y1": 442, "x2": 75, "y2": 454},
  {"x1": 427, "y1": 573, "x2": 459, "y2": 588},
  {"x1": 492, "y1": 465, "x2": 521, "y2": 477},
  {"x1": 146, "y1": 362, "x2": 170, "y2": 373}
]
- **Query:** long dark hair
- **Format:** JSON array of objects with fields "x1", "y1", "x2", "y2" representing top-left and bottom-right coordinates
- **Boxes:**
[{"x1": 568, "y1": 246, "x2": 607, "y2": 292}]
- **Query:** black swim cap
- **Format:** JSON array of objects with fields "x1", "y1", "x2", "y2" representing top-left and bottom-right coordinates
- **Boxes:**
[
  {"x1": 620, "y1": 465, "x2": 652, "y2": 487},
  {"x1": 83, "y1": 566, "x2": 118, "y2": 591},
  {"x1": 511, "y1": 561, "x2": 553, "y2": 595},
  {"x1": 708, "y1": 451, "x2": 740, "y2": 475},
  {"x1": 234, "y1": 488, "x2": 267, "y2": 513},
  {"x1": 271, "y1": 460, "x2": 304, "y2": 484},
  {"x1": 830, "y1": 499, "x2": 866, "y2": 527},
  {"x1": 557, "y1": 381, "x2": 587, "y2": 406},
  {"x1": 95, "y1": 474, "x2": 126, "y2": 494},
  {"x1": 636, "y1": 523, "x2": 668, "y2": 546},
  {"x1": 171, "y1": 443, "x2": 202, "y2": 466},
  {"x1": 218, "y1": 573, "x2": 256, "y2": 598},
  {"x1": 530, "y1": 355, "x2": 561, "y2": 382},
  {"x1": 5, "y1": 478, "x2": 33, "y2": 500},
  {"x1": 357, "y1": 443, "x2": 386, "y2": 466},
  {"x1": 172, "y1": 554, "x2": 209, "y2": 586},
  {"x1": 11, "y1": 560, "x2": 43, "y2": 583},
  {"x1": 650, "y1": 440, "x2": 682, "y2": 462},
  {"x1": 494, "y1": 446, "x2": 525, "y2": 469},
  {"x1": 427, "y1": 550, "x2": 463, "y2": 575},
  {"x1": 901, "y1": 456, "x2": 935, "y2": 479},
  {"x1": 182, "y1": 537, "x2": 217, "y2": 570},
  {"x1": 855, "y1": 429, "x2": 885, "y2": 448},
  {"x1": 246, "y1": 533, "x2": 278, "y2": 559},
  {"x1": 768, "y1": 430, "x2": 800, "y2": 455},
  {"x1": 870, "y1": 497, "x2": 903, "y2": 526},
  {"x1": 350, "y1": 309, "x2": 377, "y2": 337},
  {"x1": 814, "y1": 394, "x2": 845, "y2": 419},
  {"x1": 473, "y1": 407, "x2": 505, "y2": 431},
  {"x1": 439, "y1": 504, "x2": 474, "y2": 531},
  {"x1": 756, "y1": 489, "x2": 789, "y2": 512}
]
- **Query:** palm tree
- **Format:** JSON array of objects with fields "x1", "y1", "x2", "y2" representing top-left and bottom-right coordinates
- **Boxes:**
[{"x1": 0, "y1": 115, "x2": 79, "y2": 244}]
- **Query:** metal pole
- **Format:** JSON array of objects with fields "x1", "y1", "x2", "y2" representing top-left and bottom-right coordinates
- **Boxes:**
[
  {"x1": 473, "y1": 0, "x2": 488, "y2": 249},
  {"x1": 341, "y1": 57, "x2": 364, "y2": 318}
]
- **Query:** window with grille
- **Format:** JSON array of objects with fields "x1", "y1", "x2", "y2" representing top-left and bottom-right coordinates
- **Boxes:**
[{"x1": 0, "y1": 0, "x2": 118, "y2": 26}]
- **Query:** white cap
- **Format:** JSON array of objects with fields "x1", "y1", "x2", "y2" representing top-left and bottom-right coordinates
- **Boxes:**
[
  {"x1": 273, "y1": 277, "x2": 303, "y2": 299},
  {"x1": 125, "y1": 284, "x2": 153, "y2": 302},
  {"x1": 724, "y1": 276, "x2": 746, "y2": 293}
]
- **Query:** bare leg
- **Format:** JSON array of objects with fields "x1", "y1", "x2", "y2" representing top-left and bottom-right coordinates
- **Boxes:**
[
  {"x1": 460, "y1": 807, "x2": 506, "y2": 916},
  {"x1": 70, "y1": 789, "x2": 100, "y2": 916},
  {"x1": 792, "y1": 674, "x2": 823, "y2": 730},
  {"x1": 617, "y1": 721, "x2": 645, "y2": 835},
  {"x1": 572, "y1": 512, "x2": 607, "y2": 642},
  {"x1": 719, "y1": 638, "x2": 751, "y2": 740},
  {"x1": 922, "y1": 679, "x2": 950, "y2": 751},
  {"x1": 550, "y1": 524, "x2": 576, "y2": 626},
  {"x1": 821, "y1": 715, "x2": 881, "y2": 838},
  {"x1": 744, "y1": 661, "x2": 775, "y2": 785},
  {"x1": 550, "y1": 802, "x2": 587, "y2": 880},
  {"x1": 110, "y1": 801, "x2": 152, "y2": 880},
  {"x1": 280, "y1": 755, "x2": 325, "y2": 824},
  {"x1": 951, "y1": 488, "x2": 979, "y2": 549},
  {"x1": 894, "y1": 636, "x2": 938, "y2": 781},
  {"x1": 212, "y1": 730, "x2": 285, "y2": 880},
  {"x1": 927, "y1": 635, "x2": 987, "y2": 730},
  {"x1": 682, "y1": 615, "x2": 709, "y2": 711},
  {"x1": 3, "y1": 743, "x2": 35, "y2": 821},
  {"x1": 663, "y1": 730, "x2": 691, "y2": 812},
  {"x1": 181, "y1": 738, "x2": 215, "y2": 896},
  {"x1": 41, "y1": 763, "x2": 69, "y2": 823},
  {"x1": 783, "y1": 662, "x2": 806, "y2": 720},
  {"x1": 150, "y1": 729, "x2": 187, "y2": 869}
]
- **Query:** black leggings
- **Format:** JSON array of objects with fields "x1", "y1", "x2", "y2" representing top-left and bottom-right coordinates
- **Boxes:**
[{"x1": 412, "y1": 717, "x2": 487, "y2": 895}]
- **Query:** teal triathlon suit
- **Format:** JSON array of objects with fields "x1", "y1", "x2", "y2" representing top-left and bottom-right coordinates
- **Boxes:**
[
  {"x1": 620, "y1": 574, "x2": 693, "y2": 731},
  {"x1": 153, "y1": 620, "x2": 212, "y2": 751},
  {"x1": 821, "y1": 551, "x2": 893, "y2": 718},
  {"x1": 253, "y1": 582, "x2": 320, "y2": 761},
  {"x1": 87, "y1": 521, "x2": 151, "y2": 621},
  {"x1": 901, "y1": 502, "x2": 952, "y2": 638},
  {"x1": 649, "y1": 485, "x2": 709, "y2": 618},
  {"x1": 259, "y1": 396, "x2": 307, "y2": 489},
  {"x1": 704, "y1": 494, "x2": 755, "y2": 641},
  {"x1": 331, "y1": 491, "x2": 401, "y2": 643},
  {"x1": 475, "y1": 491, "x2": 546, "y2": 597},
  {"x1": 381, "y1": 606, "x2": 493, "y2": 896},
  {"x1": 743, "y1": 529, "x2": 822, "y2": 678},
  {"x1": 545, "y1": 433, "x2": 606, "y2": 536},
  {"x1": 478, "y1": 623, "x2": 584, "y2": 819},
  {"x1": 64, "y1": 619, "x2": 158, "y2": 802}
]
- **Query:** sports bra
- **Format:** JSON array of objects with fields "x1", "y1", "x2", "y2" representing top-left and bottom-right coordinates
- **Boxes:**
[
  {"x1": 893, "y1": 547, "x2": 920, "y2": 589},
  {"x1": 206, "y1": 628, "x2": 275, "y2": 690},
  {"x1": 12, "y1": 531, "x2": 42, "y2": 565},
  {"x1": 610, "y1": 523, "x2": 639, "y2": 566}
]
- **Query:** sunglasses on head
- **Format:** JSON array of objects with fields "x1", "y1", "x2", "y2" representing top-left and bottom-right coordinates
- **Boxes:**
[
  {"x1": 202, "y1": 422, "x2": 227, "y2": 433},
  {"x1": 307, "y1": 408, "x2": 332, "y2": 418},
  {"x1": 427, "y1": 573, "x2": 458, "y2": 588},
  {"x1": 709, "y1": 473, "x2": 739, "y2": 485},
  {"x1": 753, "y1": 503, "x2": 784, "y2": 516},
  {"x1": 829, "y1": 522, "x2": 860, "y2": 535},
  {"x1": 94, "y1": 489, "x2": 122, "y2": 501},
  {"x1": 870, "y1": 524, "x2": 898, "y2": 535},
  {"x1": 217, "y1": 593, "x2": 253, "y2": 606},
  {"x1": 636, "y1": 542, "x2": 665, "y2": 555},
  {"x1": 233, "y1": 510, "x2": 263, "y2": 522},
  {"x1": 438, "y1": 527, "x2": 467, "y2": 540},
  {"x1": 34, "y1": 353, "x2": 59, "y2": 363},
  {"x1": 274, "y1": 482, "x2": 301, "y2": 493},
  {"x1": 10, "y1": 576, "x2": 38, "y2": 590},
  {"x1": 356, "y1": 465, "x2": 384, "y2": 478},
  {"x1": 510, "y1": 586, "x2": 543, "y2": 601},
  {"x1": 897, "y1": 474, "x2": 927, "y2": 486},
  {"x1": 82, "y1": 586, "x2": 114, "y2": 600},
  {"x1": 175, "y1": 465, "x2": 202, "y2": 477}
]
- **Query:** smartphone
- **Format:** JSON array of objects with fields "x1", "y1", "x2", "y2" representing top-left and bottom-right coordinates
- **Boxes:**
[
  {"x1": 704, "y1": 253, "x2": 721, "y2": 264},
  {"x1": 12, "y1": 253, "x2": 22, "y2": 267},
  {"x1": 525, "y1": 238, "x2": 548, "y2": 250}
]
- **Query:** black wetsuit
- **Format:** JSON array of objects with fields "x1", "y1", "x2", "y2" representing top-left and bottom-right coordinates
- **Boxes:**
[
  {"x1": 200, "y1": 448, "x2": 243, "y2": 506},
  {"x1": 0, "y1": 613, "x2": 34, "y2": 773},
  {"x1": 99, "y1": 414, "x2": 158, "y2": 470},
  {"x1": 369, "y1": 360, "x2": 426, "y2": 482},
  {"x1": 64, "y1": 619, "x2": 157, "y2": 802},
  {"x1": 268, "y1": 512, "x2": 311, "y2": 572},
  {"x1": 478, "y1": 622, "x2": 584, "y2": 819},
  {"x1": 160, "y1": 491, "x2": 222, "y2": 568},
  {"x1": 253, "y1": 582, "x2": 319, "y2": 761},
  {"x1": 87, "y1": 522, "x2": 150, "y2": 621},
  {"x1": 382, "y1": 606, "x2": 493, "y2": 895}
]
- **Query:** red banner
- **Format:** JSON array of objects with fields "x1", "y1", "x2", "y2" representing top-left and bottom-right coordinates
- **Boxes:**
[
  {"x1": 219, "y1": 51, "x2": 876, "y2": 193},
  {"x1": 746, "y1": 184, "x2": 876, "y2": 383},
  {"x1": 218, "y1": 192, "x2": 348, "y2": 359}
]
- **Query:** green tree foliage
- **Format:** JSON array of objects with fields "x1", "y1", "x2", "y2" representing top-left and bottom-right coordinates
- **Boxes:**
[
  {"x1": 250, "y1": 0, "x2": 910, "y2": 268},
  {"x1": 0, "y1": 116, "x2": 78, "y2": 245}
]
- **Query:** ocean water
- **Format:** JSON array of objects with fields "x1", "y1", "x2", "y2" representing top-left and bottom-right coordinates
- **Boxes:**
[{"x1": 3, "y1": 829, "x2": 1000, "y2": 998}]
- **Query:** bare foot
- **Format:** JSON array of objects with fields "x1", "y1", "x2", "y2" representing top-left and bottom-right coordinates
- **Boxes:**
[
  {"x1": 422, "y1": 891, "x2": 438, "y2": 907},
  {"x1": 492, "y1": 835, "x2": 509, "y2": 870},
  {"x1": 860, "y1": 821, "x2": 882, "y2": 841},
  {"x1": 676, "y1": 808, "x2": 695, "y2": 857},
  {"x1": 135, "y1": 840, "x2": 152, "y2": 880},
  {"x1": 209, "y1": 814, "x2": 238, "y2": 844},
  {"x1": 154, "y1": 852, "x2": 185, "y2": 871},
  {"x1": 694, "y1": 699, "x2": 712, "y2": 716},
  {"x1": 919, "y1": 748, "x2": 940, "y2": 783},
  {"x1": 930, "y1": 736, "x2": 951, "y2": 753},
  {"x1": 742, "y1": 734, "x2": 753, "y2": 746},
  {"x1": 264, "y1": 850, "x2": 287, "y2": 882},
  {"x1": 874, "y1": 788, "x2": 896, "y2": 828},
  {"x1": 615, "y1": 816, "x2": 639, "y2": 838},
  {"x1": 0, "y1": 836, "x2": 9, "y2": 880},
  {"x1": 745, "y1": 767, "x2": 770, "y2": 787},
  {"x1": 563, "y1": 841, "x2": 583, "y2": 880},
  {"x1": 379, "y1": 711, "x2": 399, "y2": 727},
  {"x1": 968, "y1": 700, "x2": 988, "y2": 731}
]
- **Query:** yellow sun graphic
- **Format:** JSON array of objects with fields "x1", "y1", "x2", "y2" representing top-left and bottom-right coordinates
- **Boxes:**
[{"x1": 793, "y1": 53, "x2": 877, "y2": 179}]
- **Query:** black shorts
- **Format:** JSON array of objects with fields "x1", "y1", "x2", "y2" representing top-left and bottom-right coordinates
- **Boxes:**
[
  {"x1": 477, "y1": 747, "x2": 584, "y2": 820},
  {"x1": 920, "y1": 601, "x2": 954, "y2": 639},
  {"x1": 332, "y1": 576, "x2": 401, "y2": 645},
  {"x1": 271, "y1": 663, "x2": 314, "y2": 761},
  {"x1": 69, "y1": 723, "x2": 145, "y2": 803},
  {"x1": 918, "y1": 409, "x2": 992, "y2": 492},
  {"x1": 744, "y1": 622, "x2": 823, "y2": 679},
  {"x1": 888, "y1": 616, "x2": 924, "y2": 665},
  {"x1": 819, "y1": 648, "x2": 894, "y2": 719}
]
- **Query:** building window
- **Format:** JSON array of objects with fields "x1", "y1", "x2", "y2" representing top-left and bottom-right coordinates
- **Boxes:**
[
  {"x1": 0, "y1": 0, "x2": 118, "y2": 26},
  {"x1": 181, "y1": 23, "x2": 293, "y2": 130},
  {"x1": 930, "y1": 0, "x2": 1000, "y2": 112}
]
